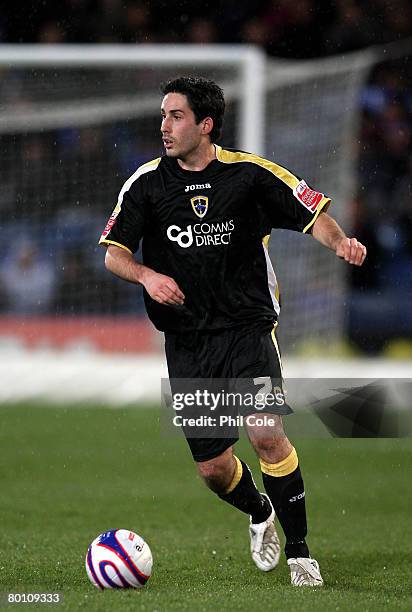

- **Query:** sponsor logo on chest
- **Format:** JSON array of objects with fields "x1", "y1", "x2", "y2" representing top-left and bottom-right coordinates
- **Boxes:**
[
  {"x1": 167, "y1": 220, "x2": 235, "y2": 249},
  {"x1": 165, "y1": 182, "x2": 234, "y2": 248}
]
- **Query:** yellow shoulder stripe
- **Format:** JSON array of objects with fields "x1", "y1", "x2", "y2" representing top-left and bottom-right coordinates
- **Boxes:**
[
  {"x1": 98, "y1": 157, "x2": 161, "y2": 250},
  {"x1": 216, "y1": 145, "x2": 332, "y2": 233},
  {"x1": 215, "y1": 145, "x2": 299, "y2": 191},
  {"x1": 138, "y1": 157, "x2": 162, "y2": 171},
  {"x1": 118, "y1": 157, "x2": 161, "y2": 205}
]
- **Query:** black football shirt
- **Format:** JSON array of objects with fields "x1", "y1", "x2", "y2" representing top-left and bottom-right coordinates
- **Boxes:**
[{"x1": 99, "y1": 145, "x2": 331, "y2": 332}]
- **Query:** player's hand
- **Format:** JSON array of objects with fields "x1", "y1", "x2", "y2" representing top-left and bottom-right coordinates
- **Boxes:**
[
  {"x1": 335, "y1": 237, "x2": 367, "y2": 266},
  {"x1": 141, "y1": 270, "x2": 185, "y2": 305}
]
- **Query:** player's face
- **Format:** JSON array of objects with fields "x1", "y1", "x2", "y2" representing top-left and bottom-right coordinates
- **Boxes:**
[{"x1": 161, "y1": 93, "x2": 204, "y2": 159}]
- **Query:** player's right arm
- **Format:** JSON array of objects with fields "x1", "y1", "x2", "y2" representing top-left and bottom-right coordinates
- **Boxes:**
[
  {"x1": 99, "y1": 162, "x2": 184, "y2": 306},
  {"x1": 105, "y1": 246, "x2": 184, "y2": 306}
]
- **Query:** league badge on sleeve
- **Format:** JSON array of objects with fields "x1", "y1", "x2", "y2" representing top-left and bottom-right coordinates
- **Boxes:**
[
  {"x1": 190, "y1": 196, "x2": 209, "y2": 218},
  {"x1": 293, "y1": 180, "x2": 324, "y2": 212},
  {"x1": 101, "y1": 209, "x2": 119, "y2": 239}
]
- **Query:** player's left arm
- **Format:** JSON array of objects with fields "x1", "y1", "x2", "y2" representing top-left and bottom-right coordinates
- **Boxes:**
[{"x1": 312, "y1": 211, "x2": 367, "y2": 266}]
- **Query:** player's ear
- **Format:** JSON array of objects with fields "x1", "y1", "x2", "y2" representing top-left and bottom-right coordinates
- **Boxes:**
[{"x1": 201, "y1": 116, "x2": 214, "y2": 136}]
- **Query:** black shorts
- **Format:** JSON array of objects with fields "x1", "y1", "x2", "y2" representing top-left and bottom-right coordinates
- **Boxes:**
[{"x1": 165, "y1": 324, "x2": 290, "y2": 462}]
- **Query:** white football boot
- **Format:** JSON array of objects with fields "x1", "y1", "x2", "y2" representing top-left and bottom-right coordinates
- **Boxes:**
[
  {"x1": 287, "y1": 557, "x2": 324, "y2": 586},
  {"x1": 249, "y1": 494, "x2": 281, "y2": 571}
]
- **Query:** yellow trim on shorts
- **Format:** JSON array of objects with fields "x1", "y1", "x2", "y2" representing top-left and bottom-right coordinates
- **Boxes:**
[
  {"x1": 262, "y1": 234, "x2": 280, "y2": 311},
  {"x1": 224, "y1": 456, "x2": 243, "y2": 494},
  {"x1": 271, "y1": 323, "x2": 283, "y2": 379},
  {"x1": 260, "y1": 447, "x2": 298, "y2": 477}
]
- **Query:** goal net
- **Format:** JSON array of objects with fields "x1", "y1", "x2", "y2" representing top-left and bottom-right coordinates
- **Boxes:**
[
  {"x1": 264, "y1": 52, "x2": 373, "y2": 351},
  {"x1": 0, "y1": 44, "x2": 373, "y2": 353}
]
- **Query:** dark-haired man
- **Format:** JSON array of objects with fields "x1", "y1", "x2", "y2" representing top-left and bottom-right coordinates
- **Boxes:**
[{"x1": 99, "y1": 76, "x2": 366, "y2": 587}]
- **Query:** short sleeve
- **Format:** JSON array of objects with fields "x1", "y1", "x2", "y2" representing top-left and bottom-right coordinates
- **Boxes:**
[
  {"x1": 99, "y1": 179, "x2": 147, "y2": 255},
  {"x1": 254, "y1": 161, "x2": 332, "y2": 234}
]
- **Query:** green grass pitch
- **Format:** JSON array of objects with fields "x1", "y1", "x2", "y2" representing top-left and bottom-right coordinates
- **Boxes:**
[{"x1": 0, "y1": 404, "x2": 411, "y2": 611}]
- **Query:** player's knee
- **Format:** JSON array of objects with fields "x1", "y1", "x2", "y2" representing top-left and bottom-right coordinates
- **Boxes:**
[
  {"x1": 252, "y1": 437, "x2": 277, "y2": 454},
  {"x1": 251, "y1": 435, "x2": 293, "y2": 463},
  {"x1": 196, "y1": 449, "x2": 233, "y2": 493},
  {"x1": 196, "y1": 458, "x2": 228, "y2": 487}
]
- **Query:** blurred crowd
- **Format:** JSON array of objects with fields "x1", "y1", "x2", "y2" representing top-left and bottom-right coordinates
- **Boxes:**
[
  {"x1": 349, "y1": 57, "x2": 412, "y2": 349},
  {"x1": 354, "y1": 59, "x2": 412, "y2": 285},
  {"x1": 0, "y1": 119, "x2": 157, "y2": 316},
  {"x1": 2, "y1": 0, "x2": 412, "y2": 56}
]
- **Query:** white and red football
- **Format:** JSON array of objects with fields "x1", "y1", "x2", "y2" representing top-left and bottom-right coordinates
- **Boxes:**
[{"x1": 85, "y1": 529, "x2": 153, "y2": 589}]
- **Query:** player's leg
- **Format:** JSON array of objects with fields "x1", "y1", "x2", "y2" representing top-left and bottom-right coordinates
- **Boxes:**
[
  {"x1": 165, "y1": 330, "x2": 272, "y2": 528},
  {"x1": 232, "y1": 324, "x2": 322, "y2": 585},
  {"x1": 165, "y1": 329, "x2": 279, "y2": 571},
  {"x1": 195, "y1": 445, "x2": 269, "y2": 520},
  {"x1": 246, "y1": 415, "x2": 323, "y2": 586},
  {"x1": 246, "y1": 416, "x2": 308, "y2": 557},
  {"x1": 195, "y1": 444, "x2": 280, "y2": 571}
]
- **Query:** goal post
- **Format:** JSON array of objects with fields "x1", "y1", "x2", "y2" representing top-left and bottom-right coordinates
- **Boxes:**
[
  {"x1": 0, "y1": 43, "x2": 378, "y2": 355},
  {"x1": 0, "y1": 43, "x2": 266, "y2": 154}
]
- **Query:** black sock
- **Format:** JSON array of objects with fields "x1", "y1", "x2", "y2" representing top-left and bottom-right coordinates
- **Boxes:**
[
  {"x1": 262, "y1": 465, "x2": 310, "y2": 559},
  {"x1": 219, "y1": 458, "x2": 271, "y2": 524}
]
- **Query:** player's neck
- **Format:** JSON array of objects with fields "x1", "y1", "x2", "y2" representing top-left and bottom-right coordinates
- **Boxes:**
[{"x1": 177, "y1": 142, "x2": 216, "y2": 172}]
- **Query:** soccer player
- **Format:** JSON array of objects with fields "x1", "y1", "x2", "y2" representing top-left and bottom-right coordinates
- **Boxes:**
[{"x1": 99, "y1": 76, "x2": 366, "y2": 587}]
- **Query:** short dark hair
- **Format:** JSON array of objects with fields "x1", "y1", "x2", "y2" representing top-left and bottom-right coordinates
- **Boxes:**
[{"x1": 161, "y1": 76, "x2": 225, "y2": 142}]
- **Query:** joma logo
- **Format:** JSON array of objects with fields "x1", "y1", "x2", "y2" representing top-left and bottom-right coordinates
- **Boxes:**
[{"x1": 185, "y1": 183, "x2": 211, "y2": 192}]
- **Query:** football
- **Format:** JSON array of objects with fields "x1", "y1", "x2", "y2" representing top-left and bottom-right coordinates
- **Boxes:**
[{"x1": 85, "y1": 529, "x2": 153, "y2": 589}]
